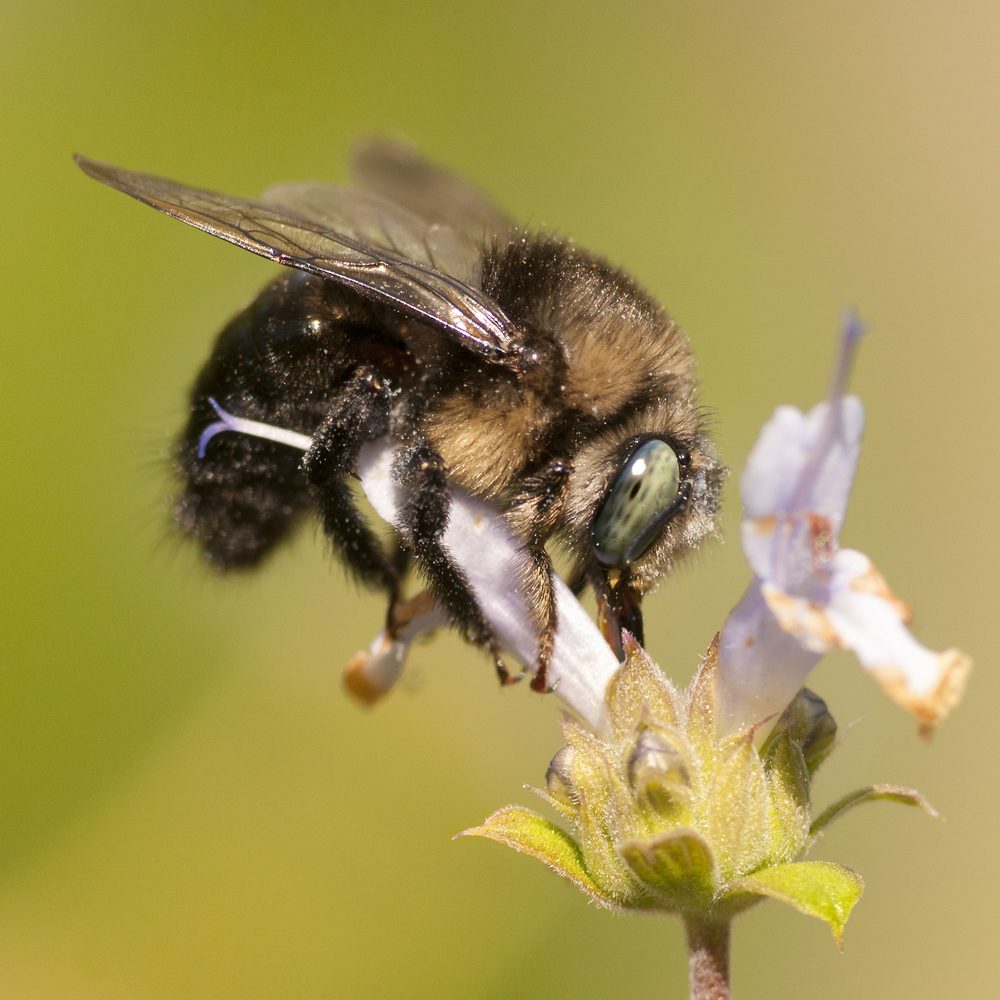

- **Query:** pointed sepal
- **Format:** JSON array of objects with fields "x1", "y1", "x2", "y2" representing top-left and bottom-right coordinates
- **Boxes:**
[
  {"x1": 456, "y1": 806, "x2": 618, "y2": 908},
  {"x1": 809, "y1": 784, "x2": 940, "y2": 845},
  {"x1": 607, "y1": 634, "x2": 681, "y2": 737},
  {"x1": 686, "y1": 634, "x2": 720, "y2": 758},
  {"x1": 721, "y1": 861, "x2": 863, "y2": 946}
]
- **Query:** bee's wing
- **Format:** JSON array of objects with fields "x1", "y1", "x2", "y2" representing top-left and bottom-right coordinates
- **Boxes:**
[
  {"x1": 75, "y1": 155, "x2": 523, "y2": 367},
  {"x1": 260, "y1": 183, "x2": 486, "y2": 289},
  {"x1": 349, "y1": 136, "x2": 514, "y2": 241}
]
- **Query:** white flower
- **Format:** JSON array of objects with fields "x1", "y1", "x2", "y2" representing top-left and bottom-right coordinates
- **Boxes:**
[{"x1": 715, "y1": 316, "x2": 970, "y2": 737}]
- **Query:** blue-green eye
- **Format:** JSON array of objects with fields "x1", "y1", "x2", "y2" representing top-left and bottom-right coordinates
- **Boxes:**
[{"x1": 591, "y1": 440, "x2": 683, "y2": 567}]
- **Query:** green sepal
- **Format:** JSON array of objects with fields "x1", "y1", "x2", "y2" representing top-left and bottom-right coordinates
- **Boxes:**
[
  {"x1": 685, "y1": 635, "x2": 719, "y2": 759},
  {"x1": 617, "y1": 828, "x2": 717, "y2": 910},
  {"x1": 722, "y1": 861, "x2": 863, "y2": 946},
  {"x1": 702, "y1": 732, "x2": 771, "y2": 877},
  {"x1": 809, "y1": 784, "x2": 940, "y2": 846},
  {"x1": 456, "y1": 806, "x2": 618, "y2": 908},
  {"x1": 759, "y1": 723, "x2": 811, "y2": 861}
]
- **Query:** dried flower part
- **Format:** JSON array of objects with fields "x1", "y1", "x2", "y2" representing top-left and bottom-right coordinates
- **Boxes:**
[
  {"x1": 343, "y1": 591, "x2": 448, "y2": 705},
  {"x1": 716, "y1": 317, "x2": 970, "y2": 737},
  {"x1": 461, "y1": 642, "x2": 934, "y2": 941}
]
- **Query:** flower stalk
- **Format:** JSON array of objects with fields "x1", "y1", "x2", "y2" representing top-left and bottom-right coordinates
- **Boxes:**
[{"x1": 684, "y1": 916, "x2": 731, "y2": 1000}]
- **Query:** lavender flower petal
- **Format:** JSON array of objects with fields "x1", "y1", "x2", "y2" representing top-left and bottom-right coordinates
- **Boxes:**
[
  {"x1": 823, "y1": 550, "x2": 970, "y2": 733},
  {"x1": 740, "y1": 398, "x2": 864, "y2": 593}
]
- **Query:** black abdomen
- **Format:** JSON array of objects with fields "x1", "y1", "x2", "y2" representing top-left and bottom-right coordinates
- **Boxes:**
[{"x1": 174, "y1": 270, "x2": 408, "y2": 569}]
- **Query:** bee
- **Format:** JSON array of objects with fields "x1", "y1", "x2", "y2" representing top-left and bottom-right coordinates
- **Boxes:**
[{"x1": 76, "y1": 139, "x2": 723, "y2": 692}]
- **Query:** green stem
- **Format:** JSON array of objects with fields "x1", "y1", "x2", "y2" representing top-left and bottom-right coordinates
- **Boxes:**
[{"x1": 683, "y1": 915, "x2": 731, "y2": 1000}]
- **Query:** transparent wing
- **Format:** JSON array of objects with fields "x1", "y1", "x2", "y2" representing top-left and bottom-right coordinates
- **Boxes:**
[
  {"x1": 261, "y1": 182, "x2": 485, "y2": 287},
  {"x1": 75, "y1": 155, "x2": 523, "y2": 366},
  {"x1": 349, "y1": 136, "x2": 514, "y2": 241}
]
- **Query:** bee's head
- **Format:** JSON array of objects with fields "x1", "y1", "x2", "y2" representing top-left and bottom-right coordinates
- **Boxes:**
[{"x1": 561, "y1": 396, "x2": 725, "y2": 652}]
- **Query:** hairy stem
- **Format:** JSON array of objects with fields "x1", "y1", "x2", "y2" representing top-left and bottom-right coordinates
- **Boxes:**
[{"x1": 683, "y1": 916, "x2": 731, "y2": 1000}]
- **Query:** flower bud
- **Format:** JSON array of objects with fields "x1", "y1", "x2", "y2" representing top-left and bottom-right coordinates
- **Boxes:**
[
  {"x1": 764, "y1": 688, "x2": 838, "y2": 777},
  {"x1": 798, "y1": 689, "x2": 837, "y2": 772},
  {"x1": 545, "y1": 744, "x2": 579, "y2": 808},
  {"x1": 627, "y1": 723, "x2": 690, "y2": 813}
]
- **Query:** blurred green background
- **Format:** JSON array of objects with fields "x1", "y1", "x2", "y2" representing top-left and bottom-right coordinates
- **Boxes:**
[{"x1": 2, "y1": 1, "x2": 997, "y2": 996}]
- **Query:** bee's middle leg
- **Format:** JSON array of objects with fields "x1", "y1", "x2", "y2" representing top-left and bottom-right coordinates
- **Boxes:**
[{"x1": 392, "y1": 444, "x2": 495, "y2": 653}]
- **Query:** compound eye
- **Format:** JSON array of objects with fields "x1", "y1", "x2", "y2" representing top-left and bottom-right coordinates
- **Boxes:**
[{"x1": 591, "y1": 439, "x2": 682, "y2": 567}]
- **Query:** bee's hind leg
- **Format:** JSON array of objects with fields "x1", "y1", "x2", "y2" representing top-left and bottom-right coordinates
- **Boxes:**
[
  {"x1": 381, "y1": 538, "x2": 414, "y2": 635},
  {"x1": 302, "y1": 366, "x2": 401, "y2": 600}
]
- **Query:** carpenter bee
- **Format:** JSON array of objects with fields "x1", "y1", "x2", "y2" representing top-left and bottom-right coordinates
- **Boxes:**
[{"x1": 76, "y1": 139, "x2": 723, "y2": 692}]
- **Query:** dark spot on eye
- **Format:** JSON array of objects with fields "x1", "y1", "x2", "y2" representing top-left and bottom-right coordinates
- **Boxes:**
[{"x1": 630, "y1": 482, "x2": 641, "y2": 500}]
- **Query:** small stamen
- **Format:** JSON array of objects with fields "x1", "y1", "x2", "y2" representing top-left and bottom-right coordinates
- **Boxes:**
[
  {"x1": 784, "y1": 311, "x2": 866, "y2": 518},
  {"x1": 828, "y1": 308, "x2": 866, "y2": 404},
  {"x1": 770, "y1": 312, "x2": 866, "y2": 588},
  {"x1": 197, "y1": 397, "x2": 314, "y2": 458}
]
